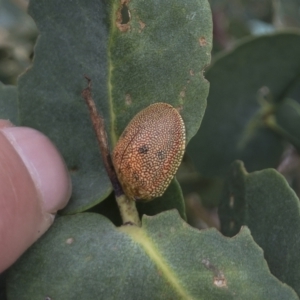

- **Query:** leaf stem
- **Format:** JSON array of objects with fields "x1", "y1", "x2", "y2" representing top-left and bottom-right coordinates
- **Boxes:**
[
  {"x1": 82, "y1": 76, "x2": 141, "y2": 226},
  {"x1": 115, "y1": 194, "x2": 141, "y2": 226}
]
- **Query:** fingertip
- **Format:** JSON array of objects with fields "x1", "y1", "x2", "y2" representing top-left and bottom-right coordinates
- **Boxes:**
[{"x1": 1, "y1": 127, "x2": 72, "y2": 213}]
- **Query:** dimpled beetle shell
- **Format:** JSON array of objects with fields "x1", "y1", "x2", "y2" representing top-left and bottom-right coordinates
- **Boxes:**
[{"x1": 112, "y1": 102, "x2": 186, "y2": 201}]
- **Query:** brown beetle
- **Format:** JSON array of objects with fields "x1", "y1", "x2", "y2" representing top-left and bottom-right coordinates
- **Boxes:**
[{"x1": 112, "y1": 102, "x2": 185, "y2": 201}]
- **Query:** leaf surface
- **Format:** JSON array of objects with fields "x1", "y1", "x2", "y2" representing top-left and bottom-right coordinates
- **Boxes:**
[
  {"x1": 20, "y1": 0, "x2": 212, "y2": 213},
  {"x1": 267, "y1": 98, "x2": 300, "y2": 150},
  {"x1": 188, "y1": 32, "x2": 300, "y2": 177},
  {"x1": 0, "y1": 82, "x2": 18, "y2": 124},
  {"x1": 7, "y1": 211, "x2": 297, "y2": 299},
  {"x1": 137, "y1": 178, "x2": 186, "y2": 220},
  {"x1": 219, "y1": 160, "x2": 300, "y2": 296}
]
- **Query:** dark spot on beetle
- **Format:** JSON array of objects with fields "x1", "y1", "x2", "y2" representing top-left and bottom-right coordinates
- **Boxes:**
[
  {"x1": 138, "y1": 144, "x2": 149, "y2": 154},
  {"x1": 157, "y1": 150, "x2": 166, "y2": 160}
]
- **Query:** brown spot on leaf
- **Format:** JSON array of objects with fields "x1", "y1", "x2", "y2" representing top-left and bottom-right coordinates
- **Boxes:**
[
  {"x1": 139, "y1": 20, "x2": 146, "y2": 32},
  {"x1": 116, "y1": 0, "x2": 131, "y2": 32},
  {"x1": 189, "y1": 69, "x2": 194, "y2": 76},
  {"x1": 202, "y1": 259, "x2": 227, "y2": 288},
  {"x1": 66, "y1": 237, "x2": 74, "y2": 244},
  {"x1": 229, "y1": 194, "x2": 234, "y2": 208},
  {"x1": 125, "y1": 93, "x2": 132, "y2": 105},
  {"x1": 214, "y1": 275, "x2": 227, "y2": 288},
  {"x1": 180, "y1": 85, "x2": 187, "y2": 99},
  {"x1": 199, "y1": 36, "x2": 207, "y2": 46}
]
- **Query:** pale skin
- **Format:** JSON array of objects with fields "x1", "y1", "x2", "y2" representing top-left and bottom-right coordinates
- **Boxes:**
[{"x1": 0, "y1": 120, "x2": 72, "y2": 272}]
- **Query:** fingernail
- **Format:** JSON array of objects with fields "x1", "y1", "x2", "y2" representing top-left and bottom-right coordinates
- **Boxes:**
[{"x1": 1, "y1": 127, "x2": 72, "y2": 213}]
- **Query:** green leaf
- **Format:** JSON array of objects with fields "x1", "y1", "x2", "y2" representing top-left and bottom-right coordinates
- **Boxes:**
[
  {"x1": 20, "y1": 0, "x2": 212, "y2": 214},
  {"x1": 266, "y1": 98, "x2": 300, "y2": 150},
  {"x1": 7, "y1": 211, "x2": 297, "y2": 299},
  {"x1": 109, "y1": 0, "x2": 212, "y2": 144},
  {"x1": 179, "y1": 168, "x2": 224, "y2": 207},
  {"x1": 219, "y1": 160, "x2": 300, "y2": 296},
  {"x1": 0, "y1": 82, "x2": 18, "y2": 124},
  {"x1": 287, "y1": 74, "x2": 300, "y2": 103},
  {"x1": 137, "y1": 178, "x2": 186, "y2": 220},
  {"x1": 0, "y1": 271, "x2": 7, "y2": 300},
  {"x1": 187, "y1": 32, "x2": 300, "y2": 177}
]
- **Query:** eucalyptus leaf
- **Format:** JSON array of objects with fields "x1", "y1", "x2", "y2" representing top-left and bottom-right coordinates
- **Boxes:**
[
  {"x1": 7, "y1": 211, "x2": 297, "y2": 299},
  {"x1": 20, "y1": 0, "x2": 212, "y2": 213},
  {"x1": 266, "y1": 98, "x2": 300, "y2": 150},
  {"x1": 0, "y1": 271, "x2": 7, "y2": 300},
  {"x1": 188, "y1": 32, "x2": 300, "y2": 177},
  {"x1": 287, "y1": 75, "x2": 300, "y2": 103},
  {"x1": 0, "y1": 82, "x2": 18, "y2": 124},
  {"x1": 137, "y1": 178, "x2": 186, "y2": 220},
  {"x1": 219, "y1": 160, "x2": 300, "y2": 296}
]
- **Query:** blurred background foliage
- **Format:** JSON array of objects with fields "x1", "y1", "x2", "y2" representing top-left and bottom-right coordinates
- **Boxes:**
[
  {"x1": 180, "y1": 0, "x2": 300, "y2": 231},
  {"x1": 1, "y1": 0, "x2": 300, "y2": 231},
  {"x1": 0, "y1": 0, "x2": 37, "y2": 84}
]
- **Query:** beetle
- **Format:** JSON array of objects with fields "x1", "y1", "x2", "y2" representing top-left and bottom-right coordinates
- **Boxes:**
[{"x1": 112, "y1": 102, "x2": 185, "y2": 201}]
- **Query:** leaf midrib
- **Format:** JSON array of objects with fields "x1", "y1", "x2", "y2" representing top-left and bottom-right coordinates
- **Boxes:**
[
  {"x1": 108, "y1": 0, "x2": 118, "y2": 147},
  {"x1": 119, "y1": 225, "x2": 197, "y2": 300}
]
